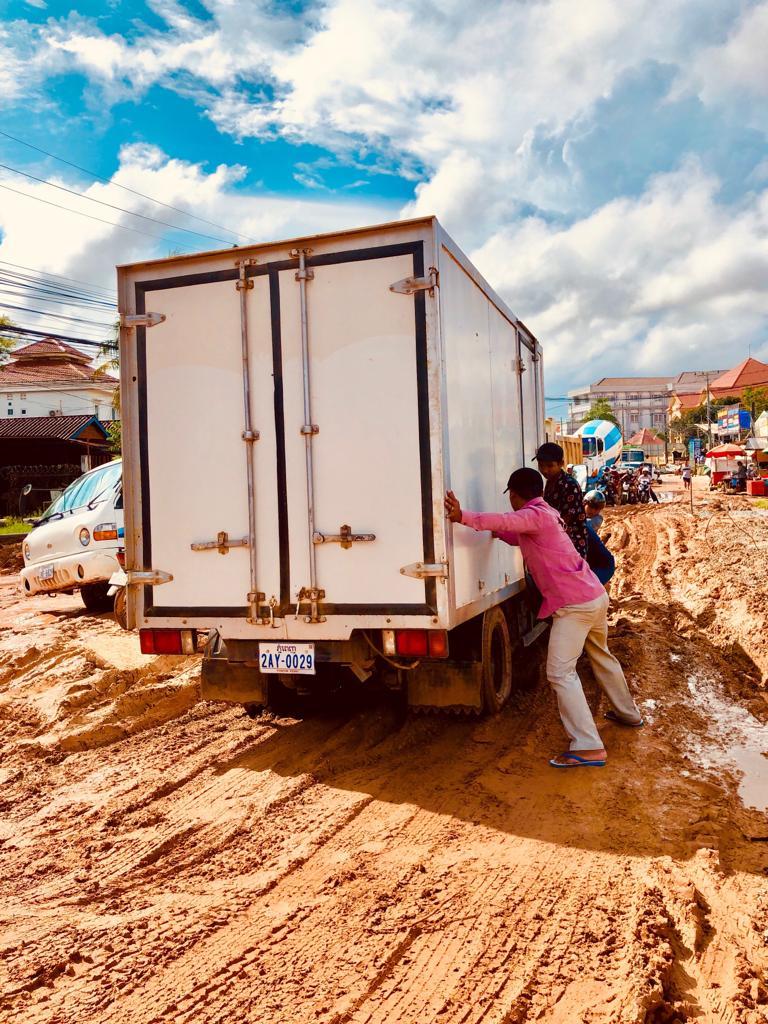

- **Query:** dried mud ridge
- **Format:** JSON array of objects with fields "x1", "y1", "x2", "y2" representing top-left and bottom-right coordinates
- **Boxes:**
[{"x1": 1, "y1": 492, "x2": 767, "y2": 1023}]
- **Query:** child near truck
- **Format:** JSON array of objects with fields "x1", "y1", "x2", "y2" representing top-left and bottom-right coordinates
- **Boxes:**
[{"x1": 445, "y1": 468, "x2": 643, "y2": 768}]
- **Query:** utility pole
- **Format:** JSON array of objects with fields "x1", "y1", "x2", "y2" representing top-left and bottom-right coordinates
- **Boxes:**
[{"x1": 704, "y1": 371, "x2": 713, "y2": 449}]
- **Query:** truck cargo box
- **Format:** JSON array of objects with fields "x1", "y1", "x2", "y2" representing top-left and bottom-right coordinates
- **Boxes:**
[{"x1": 118, "y1": 217, "x2": 545, "y2": 709}]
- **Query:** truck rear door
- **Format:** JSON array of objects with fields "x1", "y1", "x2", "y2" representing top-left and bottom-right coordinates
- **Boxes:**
[{"x1": 130, "y1": 242, "x2": 435, "y2": 623}]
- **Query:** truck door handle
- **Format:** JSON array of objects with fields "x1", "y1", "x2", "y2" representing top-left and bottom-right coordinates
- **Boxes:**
[{"x1": 312, "y1": 525, "x2": 376, "y2": 550}]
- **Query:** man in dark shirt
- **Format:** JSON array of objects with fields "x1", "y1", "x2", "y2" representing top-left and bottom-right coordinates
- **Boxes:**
[{"x1": 534, "y1": 442, "x2": 589, "y2": 559}]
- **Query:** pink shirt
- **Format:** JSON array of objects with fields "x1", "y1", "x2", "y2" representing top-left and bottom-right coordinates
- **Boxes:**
[{"x1": 460, "y1": 497, "x2": 604, "y2": 618}]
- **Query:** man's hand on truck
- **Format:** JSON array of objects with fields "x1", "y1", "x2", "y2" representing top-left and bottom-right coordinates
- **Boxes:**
[{"x1": 445, "y1": 491, "x2": 462, "y2": 523}]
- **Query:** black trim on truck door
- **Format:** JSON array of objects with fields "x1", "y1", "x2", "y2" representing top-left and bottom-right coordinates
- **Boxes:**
[{"x1": 135, "y1": 241, "x2": 436, "y2": 618}]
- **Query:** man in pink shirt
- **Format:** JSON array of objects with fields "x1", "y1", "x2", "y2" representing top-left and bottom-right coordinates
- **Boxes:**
[{"x1": 445, "y1": 467, "x2": 642, "y2": 767}]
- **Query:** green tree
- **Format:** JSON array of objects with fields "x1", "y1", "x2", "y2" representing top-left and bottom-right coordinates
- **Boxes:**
[
  {"x1": 743, "y1": 386, "x2": 768, "y2": 419},
  {"x1": 94, "y1": 320, "x2": 120, "y2": 437},
  {"x1": 0, "y1": 315, "x2": 15, "y2": 364},
  {"x1": 582, "y1": 397, "x2": 619, "y2": 426}
]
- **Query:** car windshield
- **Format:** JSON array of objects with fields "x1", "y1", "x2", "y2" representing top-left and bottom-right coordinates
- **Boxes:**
[{"x1": 38, "y1": 462, "x2": 122, "y2": 522}]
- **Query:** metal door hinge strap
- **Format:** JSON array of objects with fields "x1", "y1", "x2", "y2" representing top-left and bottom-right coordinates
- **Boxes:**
[
  {"x1": 290, "y1": 248, "x2": 314, "y2": 281},
  {"x1": 120, "y1": 313, "x2": 166, "y2": 329},
  {"x1": 235, "y1": 257, "x2": 257, "y2": 290},
  {"x1": 191, "y1": 532, "x2": 248, "y2": 555},
  {"x1": 400, "y1": 562, "x2": 449, "y2": 580},
  {"x1": 313, "y1": 526, "x2": 376, "y2": 549},
  {"x1": 389, "y1": 267, "x2": 439, "y2": 296},
  {"x1": 125, "y1": 569, "x2": 173, "y2": 586}
]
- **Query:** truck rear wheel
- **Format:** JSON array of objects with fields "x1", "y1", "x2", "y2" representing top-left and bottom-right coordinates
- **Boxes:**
[
  {"x1": 481, "y1": 606, "x2": 513, "y2": 714},
  {"x1": 113, "y1": 587, "x2": 128, "y2": 629},
  {"x1": 81, "y1": 582, "x2": 113, "y2": 613}
]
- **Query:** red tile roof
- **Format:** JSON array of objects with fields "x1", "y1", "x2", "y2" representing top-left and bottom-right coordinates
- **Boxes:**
[
  {"x1": 0, "y1": 361, "x2": 117, "y2": 386},
  {"x1": 627, "y1": 429, "x2": 665, "y2": 446},
  {"x1": 12, "y1": 339, "x2": 91, "y2": 363},
  {"x1": 710, "y1": 357, "x2": 768, "y2": 391},
  {"x1": 671, "y1": 391, "x2": 704, "y2": 411},
  {"x1": 0, "y1": 415, "x2": 109, "y2": 441}
]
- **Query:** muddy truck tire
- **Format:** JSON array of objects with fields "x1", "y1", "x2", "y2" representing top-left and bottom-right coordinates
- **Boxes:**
[{"x1": 80, "y1": 581, "x2": 113, "y2": 613}]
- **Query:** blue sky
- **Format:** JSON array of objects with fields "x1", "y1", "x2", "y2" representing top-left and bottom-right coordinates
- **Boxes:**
[{"x1": 1, "y1": 0, "x2": 767, "y2": 408}]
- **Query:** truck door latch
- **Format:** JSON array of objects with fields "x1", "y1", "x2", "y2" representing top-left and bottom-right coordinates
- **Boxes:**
[
  {"x1": 191, "y1": 532, "x2": 249, "y2": 555},
  {"x1": 125, "y1": 569, "x2": 174, "y2": 586},
  {"x1": 400, "y1": 562, "x2": 449, "y2": 580},
  {"x1": 120, "y1": 313, "x2": 166, "y2": 329},
  {"x1": 313, "y1": 525, "x2": 376, "y2": 550},
  {"x1": 389, "y1": 267, "x2": 439, "y2": 296}
]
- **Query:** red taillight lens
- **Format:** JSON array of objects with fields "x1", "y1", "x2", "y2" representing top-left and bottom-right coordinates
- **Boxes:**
[
  {"x1": 427, "y1": 631, "x2": 448, "y2": 658},
  {"x1": 394, "y1": 630, "x2": 448, "y2": 659},
  {"x1": 140, "y1": 629, "x2": 196, "y2": 655},
  {"x1": 395, "y1": 630, "x2": 428, "y2": 657},
  {"x1": 116, "y1": 549, "x2": 125, "y2": 567}
]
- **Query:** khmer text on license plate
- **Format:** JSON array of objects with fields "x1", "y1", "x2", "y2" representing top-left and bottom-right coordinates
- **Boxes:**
[
  {"x1": 39, "y1": 564, "x2": 54, "y2": 581},
  {"x1": 259, "y1": 642, "x2": 315, "y2": 675}
]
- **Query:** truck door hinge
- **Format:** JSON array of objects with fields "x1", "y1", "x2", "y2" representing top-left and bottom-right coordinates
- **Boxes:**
[
  {"x1": 400, "y1": 561, "x2": 449, "y2": 580},
  {"x1": 191, "y1": 532, "x2": 249, "y2": 555},
  {"x1": 120, "y1": 312, "x2": 166, "y2": 329},
  {"x1": 389, "y1": 267, "x2": 439, "y2": 296},
  {"x1": 125, "y1": 569, "x2": 173, "y2": 586},
  {"x1": 313, "y1": 525, "x2": 376, "y2": 549}
]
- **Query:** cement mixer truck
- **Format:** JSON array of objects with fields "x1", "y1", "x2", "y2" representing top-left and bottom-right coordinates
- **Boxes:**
[{"x1": 577, "y1": 419, "x2": 623, "y2": 485}]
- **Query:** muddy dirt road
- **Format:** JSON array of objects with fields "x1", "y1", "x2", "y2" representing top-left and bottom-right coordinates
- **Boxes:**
[{"x1": 1, "y1": 490, "x2": 767, "y2": 1023}]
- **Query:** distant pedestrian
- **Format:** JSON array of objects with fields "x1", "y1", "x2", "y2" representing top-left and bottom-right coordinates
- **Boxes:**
[
  {"x1": 535, "y1": 442, "x2": 589, "y2": 559},
  {"x1": 584, "y1": 489, "x2": 606, "y2": 532},
  {"x1": 445, "y1": 469, "x2": 643, "y2": 768},
  {"x1": 682, "y1": 465, "x2": 692, "y2": 490}
]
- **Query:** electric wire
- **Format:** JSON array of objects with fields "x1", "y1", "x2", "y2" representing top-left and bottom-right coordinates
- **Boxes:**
[
  {"x1": 0, "y1": 260, "x2": 116, "y2": 299},
  {"x1": 0, "y1": 302, "x2": 117, "y2": 330},
  {"x1": 0, "y1": 325, "x2": 112, "y2": 350},
  {"x1": 0, "y1": 128, "x2": 257, "y2": 244},
  {"x1": 0, "y1": 161, "x2": 240, "y2": 246},
  {"x1": 0, "y1": 181, "x2": 203, "y2": 247}
]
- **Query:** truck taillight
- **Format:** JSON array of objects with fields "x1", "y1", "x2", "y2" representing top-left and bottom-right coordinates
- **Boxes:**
[
  {"x1": 385, "y1": 629, "x2": 448, "y2": 659},
  {"x1": 116, "y1": 549, "x2": 125, "y2": 567},
  {"x1": 140, "y1": 628, "x2": 197, "y2": 656}
]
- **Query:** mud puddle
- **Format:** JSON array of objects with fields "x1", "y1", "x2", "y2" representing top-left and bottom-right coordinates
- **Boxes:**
[{"x1": 685, "y1": 671, "x2": 768, "y2": 811}]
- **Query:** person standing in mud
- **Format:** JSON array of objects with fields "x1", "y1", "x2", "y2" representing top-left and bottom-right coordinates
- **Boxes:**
[
  {"x1": 682, "y1": 465, "x2": 692, "y2": 490},
  {"x1": 445, "y1": 469, "x2": 643, "y2": 768},
  {"x1": 534, "y1": 442, "x2": 589, "y2": 559}
]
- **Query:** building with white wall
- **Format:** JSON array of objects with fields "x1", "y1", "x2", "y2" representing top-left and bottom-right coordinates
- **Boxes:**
[{"x1": 0, "y1": 339, "x2": 117, "y2": 421}]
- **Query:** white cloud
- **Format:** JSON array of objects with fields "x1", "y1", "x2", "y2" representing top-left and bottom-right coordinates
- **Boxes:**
[
  {"x1": 470, "y1": 162, "x2": 768, "y2": 388},
  {"x1": 681, "y1": 1, "x2": 768, "y2": 122},
  {"x1": 0, "y1": 145, "x2": 393, "y2": 337}
]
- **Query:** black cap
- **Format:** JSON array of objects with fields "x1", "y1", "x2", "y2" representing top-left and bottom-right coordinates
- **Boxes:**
[{"x1": 532, "y1": 442, "x2": 564, "y2": 463}]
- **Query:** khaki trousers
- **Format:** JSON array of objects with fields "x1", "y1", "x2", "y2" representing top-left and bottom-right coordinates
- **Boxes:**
[{"x1": 546, "y1": 591, "x2": 641, "y2": 750}]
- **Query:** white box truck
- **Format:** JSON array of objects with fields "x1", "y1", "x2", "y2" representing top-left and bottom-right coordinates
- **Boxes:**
[{"x1": 117, "y1": 216, "x2": 546, "y2": 713}]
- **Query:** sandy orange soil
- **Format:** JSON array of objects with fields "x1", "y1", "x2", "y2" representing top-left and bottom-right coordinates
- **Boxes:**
[{"x1": 0, "y1": 482, "x2": 767, "y2": 1023}]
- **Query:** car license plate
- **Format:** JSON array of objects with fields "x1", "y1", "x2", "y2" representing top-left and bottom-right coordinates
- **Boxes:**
[
  {"x1": 259, "y1": 642, "x2": 315, "y2": 675},
  {"x1": 39, "y1": 564, "x2": 55, "y2": 581}
]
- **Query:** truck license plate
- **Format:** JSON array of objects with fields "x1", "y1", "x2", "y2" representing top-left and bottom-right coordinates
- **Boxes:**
[
  {"x1": 259, "y1": 642, "x2": 315, "y2": 675},
  {"x1": 39, "y1": 564, "x2": 55, "y2": 581}
]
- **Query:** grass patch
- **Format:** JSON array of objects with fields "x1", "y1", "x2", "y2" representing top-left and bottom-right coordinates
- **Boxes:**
[{"x1": 0, "y1": 517, "x2": 33, "y2": 535}]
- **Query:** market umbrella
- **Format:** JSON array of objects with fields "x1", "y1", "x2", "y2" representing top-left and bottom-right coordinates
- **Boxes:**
[{"x1": 704, "y1": 444, "x2": 744, "y2": 458}]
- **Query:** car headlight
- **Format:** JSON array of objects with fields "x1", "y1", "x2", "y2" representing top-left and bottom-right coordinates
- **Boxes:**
[
  {"x1": 79, "y1": 527, "x2": 91, "y2": 547},
  {"x1": 23, "y1": 542, "x2": 30, "y2": 560}
]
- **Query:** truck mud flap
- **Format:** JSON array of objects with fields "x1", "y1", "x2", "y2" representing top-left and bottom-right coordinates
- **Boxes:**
[
  {"x1": 201, "y1": 657, "x2": 268, "y2": 706},
  {"x1": 407, "y1": 662, "x2": 483, "y2": 714}
]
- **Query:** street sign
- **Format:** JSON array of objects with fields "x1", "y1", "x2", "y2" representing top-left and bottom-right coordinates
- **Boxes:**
[{"x1": 689, "y1": 438, "x2": 702, "y2": 460}]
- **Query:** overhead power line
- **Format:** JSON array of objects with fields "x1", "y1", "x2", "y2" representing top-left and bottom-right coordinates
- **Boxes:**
[
  {"x1": 0, "y1": 181, "x2": 200, "y2": 245},
  {"x1": 0, "y1": 301, "x2": 116, "y2": 330},
  {"x1": 0, "y1": 325, "x2": 111, "y2": 350},
  {"x1": 0, "y1": 260, "x2": 116, "y2": 299},
  {"x1": 0, "y1": 128, "x2": 257, "y2": 244},
  {"x1": 0, "y1": 161, "x2": 240, "y2": 246}
]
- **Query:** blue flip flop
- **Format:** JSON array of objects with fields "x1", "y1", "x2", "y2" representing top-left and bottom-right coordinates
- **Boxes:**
[
  {"x1": 604, "y1": 710, "x2": 644, "y2": 728},
  {"x1": 549, "y1": 752, "x2": 607, "y2": 768}
]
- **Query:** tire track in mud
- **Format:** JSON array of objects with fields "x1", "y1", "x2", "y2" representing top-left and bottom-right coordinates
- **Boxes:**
[{"x1": 2, "y1": 498, "x2": 768, "y2": 1024}]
